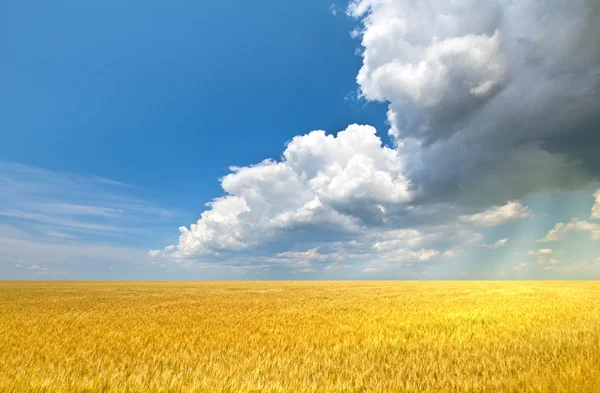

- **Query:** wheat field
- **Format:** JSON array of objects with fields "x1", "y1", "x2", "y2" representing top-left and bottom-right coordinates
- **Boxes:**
[{"x1": 1, "y1": 281, "x2": 599, "y2": 392}]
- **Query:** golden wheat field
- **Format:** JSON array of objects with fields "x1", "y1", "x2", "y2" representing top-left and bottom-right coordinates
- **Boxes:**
[{"x1": 1, "y1": 281, "x2": 600, "y2": 393}]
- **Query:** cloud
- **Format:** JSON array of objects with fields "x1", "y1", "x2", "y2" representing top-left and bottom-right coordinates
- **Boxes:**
[
  {"x1": 348, "y1": 0, "x2": 600, "y2": 204},
  {"x1": 23, "y1": 264, "x2": 68, "y2": 277},
  {"x1": 512, "y1": 262, "x2": 531, "y2": 272},
  {"x1": 26, "y1": 264, "x2": 47, "y2": 271},
  {"x1": 543, "y1": 259, "x2": 600, "y2": 273},
  {"x1": 152, "y1": 197, "x2": 486, "y2": 274},
  {"x1": 0, "y1": 209, "x2": 135, "y2": 234},
  {"x1": 442, "y1": 248, "x2": 464, "y2": 258},
  {"x1": 527, "y1": 248, "x2": 559, "y2": 265},
  {"x1": 592, "y1": 189, "x2": 600, "y2": 219},
  {"x1": 24, "y1": 203, "x2": 124, "y2": 217},
  {"x1": 156, "y1": 124, "x2": 412, "y2": 259},
  {"x1": 360, "y1": 247, "x2": 444, "y2": 273},
  {"x1": 483, "y1": 238, "x2": 508, "y2": 249},
  {"x1": 527, "y1": 248, "x2": 554, "y2": 256},
  {"x1": 538, "y1": 218, "x2": 600, "y2": 243},
  {"x1": 324, "y1": 263, "x2": 351, "y2": 271},
  {"x1": 349, "y1": 0, "x2": 507, "y2": 141},
  {"x1": 458, "y1": 201, "x2": 530, "y2": 227},
  {"x1": 151, "y1": 1, "x2": 599, "y2": 278},
  {"x1": 273, "y1": 247, "x2": 333, "y2": 273},
  {"x1": 0, "y1": 162, "x2": 176, "y2": 238},
  {"x1": 0, "y1": 163, "x2": 173, "y2": 271},
  {"x1": 0, "y1": 162, "x2": 177, "y2": 267},
  {"x1": 379, "y1": 248, "x2": 441, "y2": 263},
  {"x1": 537, "y1": 189, "x2": 600, "y2": 244},
  {"x1": 93, "y1": 177, "x2": 136, "y2": 188},
  {"x1": 39, "y1": 229, "x2": 75, "y2": 239},
  {"x1": 371, "y1": 229, "x2": 436, "y2": 251},
  {"x1": 153, "y1": 120, "x2": 521, "y2": 269},
  {"x1": 291, "y1": 267, "x2": 316, "y2": 274},
  {"x1": 0, "y1": 235, "x2": 147, "y2": 265}
]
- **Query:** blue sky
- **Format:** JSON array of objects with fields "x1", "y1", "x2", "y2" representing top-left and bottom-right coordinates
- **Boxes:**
[{"x1": 1, "y1": 0, "x2": 599, "y2": 279}]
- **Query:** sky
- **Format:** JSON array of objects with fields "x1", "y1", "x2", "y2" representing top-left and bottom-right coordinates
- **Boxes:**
[{"x1": 1, "y1": 0, "x2": 599, "y2": 280}]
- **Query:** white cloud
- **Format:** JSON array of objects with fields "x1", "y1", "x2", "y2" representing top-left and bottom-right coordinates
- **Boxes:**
[
  {"x1": 348, "y1": 0, "x2": 600, "y2": 204},
  {"x1": 543, "y1": 265, "x2": 574, "y2": 272},
  {"x1": 512, "y1": 262, "x2": 531, "y2": 272},
  {"x1": 527, "y1": 248, "x2": 559, "y2": 265},
  {"x1": 543, "y1": 259, "x2": 599, "y2": 273},
  {"x1": 527, "y1": 248, "x2": 553, "y2": 256},
  {"x1": 459, "y1": 201, "x2": 530, "y2": 227},
  {"x1": 291, "y1": 268, "x2": 316, "y2": 274},
  {"x1": 350, "y1": 0, "x2": 507, "y2": 140},
  {"x1": 158, "y1": 124, "x2": 411, "y2": 259},
  {"x1": 381, "y1": 248, "x2": 441, "y2": 263},
  {"x1": 361, "y1": 247, "x2": 442, "y2": 273},
  {"x1": 540, "y1": 258, "x2": 560, "y2": 266},
  {"x1": 411, "y1": 249, "x2": 440, "y2": 261},
  {"x1": 538, "y1": 218, "x2": 600, "y2": 243},
  {"x1": 150, "y1": 0, "x2": 599, "y2": 277},
  {"x1": 26, "y1": 265, "x2": 47, "y2": 271},
  {"x1": 153, "y1": 158, "x2": 505, "y2": 273},
  {"x1": 371, "y1": 229, "x2": 431, "y2": 251},
  {"x1": 273, "y1": 247, "x2": 330, "y2": 272},
  {"x1": 277, "y1": 248, "x2": 330, "y2": 262},
  {"x1": 329, "y1": 4, "x2": 338, "y2": 16},
  {"x1": 442, "y1": 248, "x2": 464, "y2": 258},
  {"x1": 483, "y1": 238, "x2": 508, "y2": 249},
  {"x1": 153, "y1": 198, "x2": 491, "y2": 274},
  {"x1": 348, "y1": 0, "x2": 506, "y2": 137},
  {"x1": 324, "y1": 263, "x2": 351, "y2": 271},
  {"x1": 229, "y1": 264, "x2": 270, "y2": 274},
  {"x1": 592, "y1": 189, "x2": 600, "y2": 220}
]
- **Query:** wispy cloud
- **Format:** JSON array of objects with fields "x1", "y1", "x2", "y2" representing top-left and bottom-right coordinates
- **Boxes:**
[
  {"x1": 93, "y1": 177, "x2": 136, "y2": 188},
  {"x1": 0, "y1": 235, "x2": 147, "y2": 265},
  {"x1": 0, "y1": 209, "x2": 135, "y2": 233},
  {"x1": 0, "y1": 162, "x2": 176, "y2": 236},
  {"x1": 38, "y1": 229, "x2": 75, "y2": 239},
  {"x1": 15, "y1": 263, "x2": 69, "y2": 277},
  {"x1": 24, "y1": 202, "x2": 124, "y2": 217},
  {"x1": 0, "y1": 162, "x2": 176, "y2": 270},
  {"x1": 483, "y1": 238, "x2": 509, "y2": 249}
]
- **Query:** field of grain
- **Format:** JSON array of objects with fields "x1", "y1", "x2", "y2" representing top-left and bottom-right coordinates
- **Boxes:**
[{"x1": 1, "y1": 281, "x2": 599, "y2": 392}]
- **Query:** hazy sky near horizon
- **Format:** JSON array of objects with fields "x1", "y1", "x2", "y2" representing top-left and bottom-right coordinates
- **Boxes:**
[{"x1": 1, "y1": 0, "x2": 599, "y2": 279}]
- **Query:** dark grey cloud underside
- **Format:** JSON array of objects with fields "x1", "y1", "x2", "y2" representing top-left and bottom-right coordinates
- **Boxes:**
[{"x1": 394, "y1": 0, "x2": 600, "y2": 206}]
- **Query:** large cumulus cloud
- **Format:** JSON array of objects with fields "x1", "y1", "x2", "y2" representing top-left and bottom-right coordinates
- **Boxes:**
[
  {"x1": 151, "y1": 124, "x2": 533, "y2": 274},
  {"x1": 350, "y1": 0, "x2": 600, "y2": 204},
  {"x1": 162, "y1": 125, "x2": 412, "y2": 259},
  {"x1": 152, "y1": 0, "x2": 599, "y2": 274}
]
